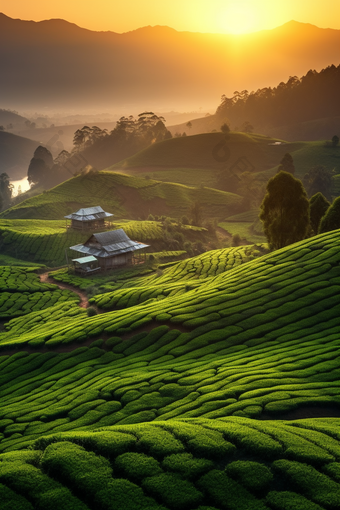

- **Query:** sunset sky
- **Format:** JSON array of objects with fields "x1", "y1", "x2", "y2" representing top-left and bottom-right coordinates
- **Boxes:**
[{"x1": 1, "y1": 0, "x2": 340, "y2": 34}]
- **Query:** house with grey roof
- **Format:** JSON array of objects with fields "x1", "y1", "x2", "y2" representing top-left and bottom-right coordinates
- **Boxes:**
[
  {"x1": 70, "y1": 229, "x2": 149, "y2": 271},
  {"x1": 65, "y1": 206, "x2": 113, "y2": 231}
]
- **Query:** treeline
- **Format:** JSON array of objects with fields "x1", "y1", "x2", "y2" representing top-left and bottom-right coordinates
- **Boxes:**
[
  {"x1": 216, "y1": 64, "x2": 340, "y2": 129},
  {"x1": 75, "y1": 112, "x2": 172, "y2": 171},
  {"x1": 23, "y1": 112, "x2": 172, "y2": 191}
]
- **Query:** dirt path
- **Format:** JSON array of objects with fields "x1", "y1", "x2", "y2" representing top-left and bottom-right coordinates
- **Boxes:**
[{"x1": 39, "y1": 271, "x2": 89, "y2": 309}]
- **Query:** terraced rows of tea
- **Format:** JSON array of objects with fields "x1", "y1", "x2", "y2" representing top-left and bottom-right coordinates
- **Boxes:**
[
  {"x1": 0, "y1": 229, "x2": 339, "y2": 508},
  {"x1": 1, "y1": 417, "x2": 340, "y2": 510},
  {"x1": 0, "y1": 219, "x2": 169, "y2": 267},
  {"x1": 89, "y1": 245, "x2": 266, "y2": 310},
  {"x1": 0, "y1": 267, "x2": 79, "y2": 320}
]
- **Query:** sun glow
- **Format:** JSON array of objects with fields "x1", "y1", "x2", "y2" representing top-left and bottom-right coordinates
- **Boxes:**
[{"x1": 216, "y1": 2, "x2": 262, "y2": 34}]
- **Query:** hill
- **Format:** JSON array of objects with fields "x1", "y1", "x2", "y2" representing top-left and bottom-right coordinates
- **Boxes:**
[
  {"x1": 0, "y1": 230, "x2": 339, "y2": 506},
  {"x1": 1, "y1": 14, "x2": 340, "y2": 111},
  {"x1": 0, "y1": 131, "x2": 38, "y2": 179},
  {"x1": 111, "y1": 132, "x2": 340, "y2": 189},
  {"x1": 0, "y1": 171, "x2": 242, "y2": 222},
  {"x1": 0, "y1": 108, "x2": 28, "y2": 127}
]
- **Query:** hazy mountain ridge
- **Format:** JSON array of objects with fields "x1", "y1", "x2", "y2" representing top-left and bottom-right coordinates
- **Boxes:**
[
  {"x1": 1, "y1": 14, "x2": 340, "y2": 111},
  {"x1": 0, "y1": 131, "x2": 40, "y2": 179}
]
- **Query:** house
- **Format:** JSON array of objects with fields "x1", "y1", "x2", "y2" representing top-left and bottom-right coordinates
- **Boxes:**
[
  {"x1": 65, "y1": 206, "x2": 113, "y2": 231},
  {"x1": 70, "y1": 229, "x2": 149, "y2": 271}
]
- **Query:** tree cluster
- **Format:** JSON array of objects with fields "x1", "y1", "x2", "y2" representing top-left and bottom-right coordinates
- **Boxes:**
[
  {"x1": 70, "y1": 112, "x2": 172, "y2": 171},
  {"x1": 216, "y1": 65, "x2": 340, "y2": 130},
  {"x1": 260, "y1": 164, "x2": 340, "y2": 251},
  {"x1": 73, "y1": 112, "x2": 171, "y2": 155}
]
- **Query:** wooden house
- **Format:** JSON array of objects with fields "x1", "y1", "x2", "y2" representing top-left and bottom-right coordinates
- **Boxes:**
[
  {"x1": 70, "y1": 229, "x2": 149, "y2": 271},
  {"x1": 65, "y1": 206, "x2": 113, "y2": 231}
]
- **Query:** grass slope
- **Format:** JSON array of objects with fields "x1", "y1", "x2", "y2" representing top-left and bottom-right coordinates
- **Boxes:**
[
  {"x1": 110, "y1": 132, "x2": 340, "y2": 187},
  {"x1": 0, "y1": 171, "x2": 242, "y2": 221},
  {"x1": 0, "y1": 230, "x2": 339, "y2": 507}
]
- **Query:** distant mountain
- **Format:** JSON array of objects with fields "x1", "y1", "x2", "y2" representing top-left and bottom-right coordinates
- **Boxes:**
[
  {"x1": 1, "y1": 14, "x2": 340, "y2": 112},
  {"x1": 0, "y1": 109, "x2": 28, "y2": 127},
  {"x1": 0, "y1": 131, "x2": 38, "y2": 179}
]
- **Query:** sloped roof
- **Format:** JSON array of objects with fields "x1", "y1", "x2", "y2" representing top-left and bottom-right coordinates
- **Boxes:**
[
  {"x1": 70, "y1": 229, "x2": 149, "y2": 258},
  {"x1": 71, "y1": 256, "x2": 98, "y2": 264},
  {"x1": 65, "y1": 206, "x2": 113, "y2": 221}
]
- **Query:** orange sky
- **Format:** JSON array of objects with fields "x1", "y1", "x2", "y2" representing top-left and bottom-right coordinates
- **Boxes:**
[{"x1": 1, "y1": 0, "x2": 340, "y2": 34}]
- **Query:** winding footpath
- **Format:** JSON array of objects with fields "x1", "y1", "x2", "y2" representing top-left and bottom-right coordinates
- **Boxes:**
[{"x1": 39, "y1": 271, "x2": 90, "y2": 308}]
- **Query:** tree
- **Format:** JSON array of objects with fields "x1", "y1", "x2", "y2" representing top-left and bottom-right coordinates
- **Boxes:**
[
  {"x1": 190, "y1": 201, "x2": 203, "y2": 226},
  {"x1": 0, "y1": 173, "x2": 14, "y2": 209},
  {"x1": 278, "y1": 153, "x2": 295, "y2": 175},
  {"x1": 33, "y1": 146, "x2": 53, "y2": 168},
  {"x1": 27, "y1": 158, "x2": 49, "y2": 185},
  {"x1": 220, "y1": 123, "x2": 230, "y2": 134},
  {"x1": 27, "y1": 146, "x2": 53, "y2": 185},
  {"x1": 241, "y1": 121, "x2": 253, "y2": 133},
  {"x1": 303, "y1": 165, "x2": 333, "y2": 201},
  {"x1": 319, "y1": 197, "x2": 340, "y2": 233},
  {"x1": 309, "y1": 192, "x2": 330, "y2": 234},
  {"x1": 259, "y1": 171, "x2": 310, "y2": 250},
  {"x1": 332, "y1": 135, "x2": 339, "y2": 147}
]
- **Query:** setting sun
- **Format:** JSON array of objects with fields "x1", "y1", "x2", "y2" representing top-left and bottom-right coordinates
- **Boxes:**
[
  {"x1": 216, "y1": 2, "x2": 262, "y2": 34},
  {"x1": 1, "y1": 0, "x2": 340, "y2": 34}
]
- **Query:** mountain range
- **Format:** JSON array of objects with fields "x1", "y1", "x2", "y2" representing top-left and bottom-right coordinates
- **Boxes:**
[{"x1": 1, "y1": 13, "x2": 340, "y2": 112}]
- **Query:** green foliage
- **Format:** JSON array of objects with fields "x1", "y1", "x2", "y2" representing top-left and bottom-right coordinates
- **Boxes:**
[
  {"x1": 0, "y1": 230, "x2": 340, "y2": 506},
  {"x1": 86, "y1": 306, "x2": 97, "y2": 317},
  {"x1": 0, "y1": 419, "x2": 340, "y2": 508},
  {"x1": 304, "y1": 165, "x2": 334, "y2": 201},
  {"x1": 226, "y1": 461, "x2": 273, "y2": 492},
  {"x1": 278, "y1": 153, "x2": 295, "y2": 175},
  {"x1": 198, "y1": 469, "x2": 268, "y2": 510},
  {"x1": 114, "y1": 452, "x2": 162, "y2": 481},
  {"x1": 260, "y1": 171, "x2": 310, "y2": 250},
  {"x1": 319, "y1": 196, "x2": 340, "y2": 233},
  {"x1": 142, "y1": 472, "x2": 203, "y2": 510},
  {"x1": 162, "y1": 453, "x2": 214, "y2": 480},
  {"x1": 309, "y1": 192, "x2": 331, "y2": 234}
]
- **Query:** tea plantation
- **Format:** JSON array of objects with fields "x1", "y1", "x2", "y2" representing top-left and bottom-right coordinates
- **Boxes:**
[
  {"x1": 0, "y1": 229, "x2": 339, "y2": 508},
  {"x1": 0, "y1": 217, "x2": 215, "y2": 267},
  {"x1": 0, "y1": 171, "x2": 242, "y2": 221}
]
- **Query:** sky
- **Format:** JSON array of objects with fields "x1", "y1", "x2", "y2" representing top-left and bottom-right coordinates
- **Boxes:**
[{"x1": 1, "y1": 0, "x2": 340, "y2": 34}]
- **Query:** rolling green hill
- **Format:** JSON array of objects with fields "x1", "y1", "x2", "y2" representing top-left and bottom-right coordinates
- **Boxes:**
[
  {"x1": 0, "y1": 229, "x2": 339, "y2": 507},
  {"x1": 0, "y1": 171, "x2": 242, "y2": 222},
  {"x1": 110, "y1": 132, "x2": 340, "y2": 190}
]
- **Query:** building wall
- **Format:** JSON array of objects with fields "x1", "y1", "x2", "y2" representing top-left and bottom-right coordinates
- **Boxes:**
[{"x1": 98, "y1": 253, "x2": 133, "y2": 269}]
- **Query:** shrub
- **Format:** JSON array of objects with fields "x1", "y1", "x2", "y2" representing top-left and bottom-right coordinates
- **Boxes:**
[
  {"x1": 86, "y1": 307, "x2": 97, "y2": 317},
  {"x1": 114, "y1": 452, "x2": 162, "y2": 481},
  {"x1": 142, "y1": 472, "x2": 203, "y2": 510}
]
